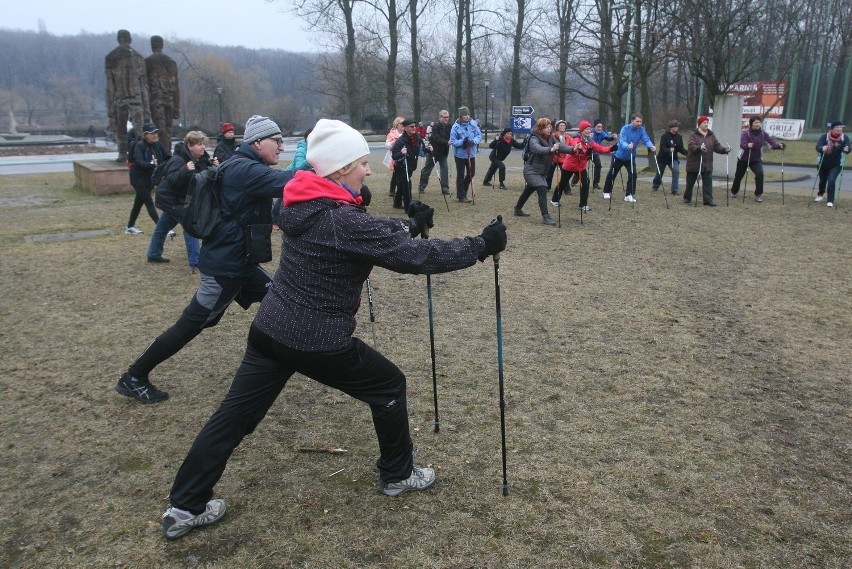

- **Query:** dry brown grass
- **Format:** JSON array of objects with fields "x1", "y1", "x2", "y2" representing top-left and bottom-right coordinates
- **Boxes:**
[{"x1": 0, "y1": 157, "x2": 850, "y2": 568}]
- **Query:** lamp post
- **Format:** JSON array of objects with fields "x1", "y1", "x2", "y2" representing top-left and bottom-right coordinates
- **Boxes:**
[
  {"x1": 216, "y1": 87, "x2": 224, "y2": 127},
  {"x1": 484, "y1": 79, "x2": 490, "y2": 143}
]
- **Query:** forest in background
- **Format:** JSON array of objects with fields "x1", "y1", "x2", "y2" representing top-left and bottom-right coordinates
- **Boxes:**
[{"x1": 0, "y1": 0, "x2": 849, "y2": 137}]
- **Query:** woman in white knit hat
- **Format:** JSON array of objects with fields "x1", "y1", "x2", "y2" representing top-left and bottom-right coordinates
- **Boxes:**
[{"x1": 160, "y1": 118, "x2": 508, "y2": 539}]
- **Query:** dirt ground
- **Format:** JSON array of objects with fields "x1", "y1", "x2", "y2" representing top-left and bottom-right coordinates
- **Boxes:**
[{"x1": 0, "y1": 157, "x2": 849, "y2": 568}]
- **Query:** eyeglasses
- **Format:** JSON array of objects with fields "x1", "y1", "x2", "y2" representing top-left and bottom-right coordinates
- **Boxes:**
[{"x1": 264, "y1": 137, "x2": 285, "y2": 147}]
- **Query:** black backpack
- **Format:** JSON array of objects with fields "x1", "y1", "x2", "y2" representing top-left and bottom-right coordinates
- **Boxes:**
[
  {"x1": 182, "y1": 159, "x2": 243, "y2": 240},
  {"x1": 126, "y1": 138, "x2": 137, "y2": 166},
  {"x1": 521, "y1": 135, "x2": 532, "y2": 163}
]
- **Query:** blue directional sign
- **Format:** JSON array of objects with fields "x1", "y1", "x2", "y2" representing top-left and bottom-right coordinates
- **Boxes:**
[
  {"x1": 511, "y1": 115, "x2": 534, "y2": 134},
  {"x1": 512, "y1": 105, "x2": 535, "y2": 115}
]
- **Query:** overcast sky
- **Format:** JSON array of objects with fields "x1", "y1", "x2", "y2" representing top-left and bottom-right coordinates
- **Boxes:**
[{"x1": 2, "y1": 0, "x2": 322, "y2": 53}]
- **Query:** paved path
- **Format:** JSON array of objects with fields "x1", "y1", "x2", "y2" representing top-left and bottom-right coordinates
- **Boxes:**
[{"x1": 1, "y1": 146, "x2": 848, "y2": 198}]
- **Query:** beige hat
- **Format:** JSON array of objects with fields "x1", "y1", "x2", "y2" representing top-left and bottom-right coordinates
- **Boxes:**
[{"x1": 307, "y1": 119, "x2": 370, "y2": 178}]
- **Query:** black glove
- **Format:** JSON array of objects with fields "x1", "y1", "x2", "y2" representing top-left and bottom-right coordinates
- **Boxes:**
[
  {"x1": 463, "y1": 137, "x2": 472, "y2": 149},
  {"x1": 478, "y1": 215, "x2": 507, "y2": 261},
  {"x1": 359, "y1": 184, "x2": 372, "y2": 207},
  {"x1": 407, "y1": 200, "x2": 435, "y2": 238}
]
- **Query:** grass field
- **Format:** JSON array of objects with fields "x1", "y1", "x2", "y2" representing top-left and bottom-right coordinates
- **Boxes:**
[{"x1": 0, "y1": 153, "x2": 849, "y2": 568}]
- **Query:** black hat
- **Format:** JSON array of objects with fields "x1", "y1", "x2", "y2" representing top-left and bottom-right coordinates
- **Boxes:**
[
  {"x1": 401, "y1": 118, "x2": 417, "y2": 126},
  {"x1": 142, "y1": 122, "x2": 159, "y2": 134}
]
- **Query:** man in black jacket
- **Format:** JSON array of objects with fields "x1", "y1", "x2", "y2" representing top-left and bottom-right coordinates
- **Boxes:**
[
  {"x1": 417, "y1": 110, "x2": 451, "y2": 195},
  {"x1": 392, "y1": 118, "x2": 431, "y2": 210},
  {"x1": 652, "y1": 120, "x2": 687, "y2": 195},
  {"x1": 116, "y1": 115, "x2": 296, "y2": 404},
  {"x1": 125, "y1": 122, "x2": 168, "y2": 234}
]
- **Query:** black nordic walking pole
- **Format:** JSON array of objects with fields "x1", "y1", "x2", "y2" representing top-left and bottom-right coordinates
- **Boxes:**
[
  {"x1": 421, "y1": 229, "x2": 440, "y2": 432},
  {"x1": 467, "y1": 146, "x2": 476, "y2": 205},
  {"x1": 629, "y1": 152, "x2": 636, "y2": 209},
  {"x1": 808, "y1": 151, "x2": 825, "y2": 207},
  {"x1": 653, "y1": 152, "x2": 669, "y2": 209},
  {"x1": 781, "y1": 146, "x2": 786, "y2": 205},
  {"x1": 366, "y1": 277, "x2": 378, "y2": 347},
  {"x1": 742, "y1": 146, "x2": 752, "y2": 203},
  {"x1": 726, "y1": 152, "x2": 730, "y2": 207},
  {"x1": 489, "y1": 215, "x2": 509, "y2": 497}
]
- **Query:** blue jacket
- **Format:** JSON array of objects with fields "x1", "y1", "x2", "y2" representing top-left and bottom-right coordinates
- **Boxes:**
[
  {"x1": 613, "y1": 124, "x2": 653, "y2": 161},
  {"x1": 285, "y1": 139, "x2": 310, "y2": 171},
  {"x1": 450, "y1": 119, "x2": 482, "y2": 159},
  {"x1": 198, "y1": 144, "x2": 295, "y2": 278}
]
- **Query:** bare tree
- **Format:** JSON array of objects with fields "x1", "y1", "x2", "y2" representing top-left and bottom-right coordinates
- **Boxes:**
[{"x1": 286, "y1": 0, "x2": 364, "y2": 126}]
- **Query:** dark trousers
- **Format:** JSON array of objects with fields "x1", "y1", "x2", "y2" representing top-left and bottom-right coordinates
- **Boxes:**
[
  {"x1": 602, "y1": 156, "x2": 637, "y2": 196},
  {"x1": 515, "y1": 184, "x2": 549, "y2": 216},
  {"x1": 684, "y1": 171, "x2": 714, "y2": 203},
  {"x1": 128, "y1": 268, "x2": 270, "y2": 379},
  {"x1": 551, "y1": 168, "x2": 574, "y2": 202},
  {"x1": 730, "y1": 160, "x2": 765, "y2": 196},
  {"x1": 127, "y1": 182, "x2": 159, "y2": 228},
  {"x1": 483, "y1": 154, "x2": 505, "y2": 184},
  {"x1": 393, "y1": 162, "x2": 414, "y2": 211},
  {"x1": 455, "y1": 156, "x2": 475, "y2": 200},
  {"x1": 592, "y1": 154, "x2": 603, "y2": 186},
  {"x1": 574, "y1": 171, "x2": 591, "y2": 207},
  {"x1": 418, "y1": 154, "x2": 449, "y2": 194},
  {"x1": 169, "y1": 327, "x2": 414, "y2": 514},
  {"x1": 818, "y1": 165, "x2": 842, "y2": 203}
]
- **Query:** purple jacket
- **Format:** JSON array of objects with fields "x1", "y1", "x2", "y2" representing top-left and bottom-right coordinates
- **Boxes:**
[{"x1": 738, "y1": 128, "x2": 781, "y2": 163}]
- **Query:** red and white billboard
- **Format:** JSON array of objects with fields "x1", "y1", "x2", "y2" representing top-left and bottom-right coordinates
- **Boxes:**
[{"x1": 723, "y1": 81, "x2": 787, "y2": 118}]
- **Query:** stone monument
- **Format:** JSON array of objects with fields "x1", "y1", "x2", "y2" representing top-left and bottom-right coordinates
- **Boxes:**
[
  {"x1": 146, "y1": 35, "x2": 180, "y2": 151},
  {"x1": 104, "y1": 29, "x2": 150, "y2": 162}
]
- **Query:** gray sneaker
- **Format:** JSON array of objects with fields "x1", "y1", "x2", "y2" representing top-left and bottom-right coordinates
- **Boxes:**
[
  {"x1": 162, "y1": 499, "x2": 227, "y2": 539},
  {"x1": 378, "y1": 466, "x2": 436, "y2": 496}
]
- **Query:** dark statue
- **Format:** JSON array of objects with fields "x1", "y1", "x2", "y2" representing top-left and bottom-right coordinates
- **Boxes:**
[
  {"x1": 105, "y1": 29, "x2": 150, "y2": 162},
  {"x1": 146, "y1": 36, "x2": 180, "y2": 151}
]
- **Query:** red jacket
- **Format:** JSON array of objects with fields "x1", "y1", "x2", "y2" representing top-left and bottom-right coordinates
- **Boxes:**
[{"x1": 561, "y1": 135, "x2": 612, "y2": 172}]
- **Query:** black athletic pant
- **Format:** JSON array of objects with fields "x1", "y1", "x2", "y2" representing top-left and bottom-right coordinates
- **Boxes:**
[
  {"x1": 483, "y1": 154, "x2": 505, "y2": 184},
  {"x1": 515, "y1": 184, "x2": 549, "y2": 216},
  {"x1": 393, "y1": 162, "x2": 414, "y2": 210},
  {"x1": 602, "y1": 156, "x2": 636, "y2": 196},
  {"x1": 128, "y1": 268, "x2": 270, "y2": 379},
  {"x1": 592, "y1": 154, "x2": 603, "y2": 186},
  {"x1": 169, "y1": 327, "x2": 414, "y2": 514},
  {"x1": 127, "y1": 182, "x2": 159, "y2": 228},
  {"x1": 730, "y1": 160, "x2": 765, "y2": 196},
  {"x1": 455, "y1": 156, "x2": 475, "y2": 200},
  {"x1": 683, "y1": 171, "x2": 714, "y2": 204}
]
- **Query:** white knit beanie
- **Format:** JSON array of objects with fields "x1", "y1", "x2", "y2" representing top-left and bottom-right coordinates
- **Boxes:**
[
  {"x1": 307, "y1": 119, "x2": 370, "y2": 178},
  {"x1": 243, "y1": 115, "x2": 281, "y2": 144}
]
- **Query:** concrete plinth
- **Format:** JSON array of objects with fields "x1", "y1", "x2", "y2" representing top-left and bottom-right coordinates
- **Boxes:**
[{"x1": 73, "y1": 159, "x2": 133, "y2": 195}]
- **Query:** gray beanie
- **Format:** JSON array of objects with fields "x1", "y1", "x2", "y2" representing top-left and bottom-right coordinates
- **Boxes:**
[
  {"x1": 307, "y1": 119, "x2": 370, "y2": 178},
  {"x1": 458, "y1": 106, "x2": 470, "y2": 117},
  {"x1": 243, "y1": 115, "x2": 281, "y2": 145}
]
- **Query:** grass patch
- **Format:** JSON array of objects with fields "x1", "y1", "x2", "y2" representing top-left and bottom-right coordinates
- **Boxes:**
[{"x1": 0, "y1": 156, "x2": 850, "y2": 568}]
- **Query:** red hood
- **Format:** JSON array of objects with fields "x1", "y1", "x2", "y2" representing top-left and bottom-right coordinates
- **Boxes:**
[{"x1": 283, "y1": 170, "x2": 363, "y2": 207}]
